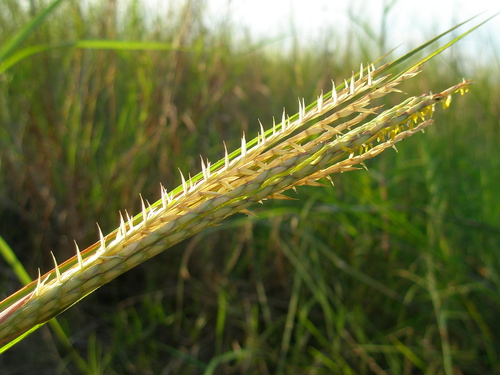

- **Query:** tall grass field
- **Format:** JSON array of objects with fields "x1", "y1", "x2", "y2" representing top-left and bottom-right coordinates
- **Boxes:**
[{"x1": 0, "y1": 0, "x2": 499, "y2": 374}]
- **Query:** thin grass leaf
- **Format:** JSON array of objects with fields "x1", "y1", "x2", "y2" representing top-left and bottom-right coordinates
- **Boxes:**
[
  {"x1": 0, "y1": 0, "x2": 65, "y2": 63},
  {"x1": 0, "y1": 40, "x2": 196, "y2": 73}
]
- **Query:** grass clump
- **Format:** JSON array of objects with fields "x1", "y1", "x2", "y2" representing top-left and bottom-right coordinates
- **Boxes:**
[{"x1": 0, "y1": 1, "x2": 499, "y2": 374}]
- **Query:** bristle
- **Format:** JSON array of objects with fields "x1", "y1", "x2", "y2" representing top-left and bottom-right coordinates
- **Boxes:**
[
  {"x1": 75, "y1": 240, "x2": 83, "y2": 270},
  {"x1": 117, "y1": 211, "x2": 126, "y2": 238},
  {"x1": 35, "y1": 269, "x2": 41, "y2": 297},
  {"x1": 281, "y1": 109, "x2": 287, "y2": 131},
  {"x1": 317, "y1": 90, "x2": 324, "y2": 112},
  {"x1": 298, "y1": 98, "x2": 306, "y2": 122},
  {"x1": 331, "y1": 81, "x2": 338, "y2": 104},
  {"x1": 179, "y1": 169, "x2": 188, "y2": 194},
  {"x1": 359, "y1": 63, "x2": 364, "y2": 80},
  {"x1": 200, "y1": 156, "x2": 207, "y2": 181},
  {"x1": 161, "y1": 185, "x2": 168, "y2": 209},
  {"x1": 272, "y1": 117, "x2": 277, "y2": 134},
  {"x1": 188, "y1": 173, "x2": 193, "y2": 191},
  {"x1": 140, "y1": 194, "x2": 148, "y2": 224},
  {"x1": 33, "y1": 270, "x2": 51, "y2": 298},
  {"x1": 241, "y1": 132, "x2": 247, "y2": 158},
  {"x1": 205, "y1": 160, "x2": 211, "y2": 178},
  {"x1": 51, "y1": 252, "x2": 61, "y2": 284},
  {"x1": 350, "y1": 72, "x2": 355, "y2": 94},
  {"x1": 326, "y1": 175, "x2": 335, "y2": 186},
  {"x1": 223, "y1": 141, "x2": 229, "y2": 169},
  {"x1": 298, "y1": 98, "x2": 303, "y2": 121},
  {"x1": 146, "y1": 200, "x2": 154, "y2": 218},
  {"x1": 97, "y1": 223, "x2": 106, "y2": 252},
  {"x1": 259, "y1": 120, "x2": 266, "y2": 143},
  {"x1": 125, "y1": 210, "x2": 134, "y2": 230}
]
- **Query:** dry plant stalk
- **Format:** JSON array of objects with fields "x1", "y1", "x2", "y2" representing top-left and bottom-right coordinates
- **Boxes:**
[{"x1": 0, "y1": 62, "x2": 471, "y2": 348}]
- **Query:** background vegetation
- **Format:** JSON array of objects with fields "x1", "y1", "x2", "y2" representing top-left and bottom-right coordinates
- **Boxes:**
[{"x1": 0, "y1": 0, "x2": 499, "y2": 374}]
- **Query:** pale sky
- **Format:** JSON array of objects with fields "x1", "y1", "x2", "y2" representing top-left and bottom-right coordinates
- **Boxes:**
[
  {"x1": 138, "y1": 0, "x2": 499, "y2": 70},
  {"x1": 203, "y1": 0, "x2": 499, "y2": 56}
]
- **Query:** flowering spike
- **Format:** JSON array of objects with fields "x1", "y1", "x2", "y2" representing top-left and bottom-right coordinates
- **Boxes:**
[
  {"x1": 75, "y1": 240, "x2": 84, "y2": 270},
  {"x1": 51, "y1": 252, "x2": 62, "y2": 284}
]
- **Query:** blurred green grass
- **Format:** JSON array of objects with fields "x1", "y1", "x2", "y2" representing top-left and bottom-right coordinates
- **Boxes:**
[{"x1": 0, "y1": 0, "x2": 499, "y2": 374}]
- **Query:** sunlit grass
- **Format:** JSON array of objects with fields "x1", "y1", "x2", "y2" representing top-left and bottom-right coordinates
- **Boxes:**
[{"x1": 0, "y1": 0, "x2": 498, "y2": 374}]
